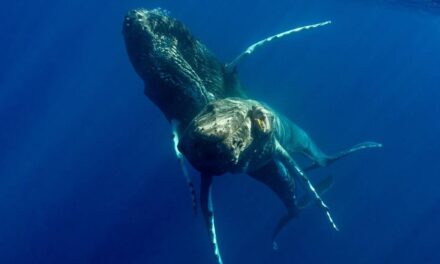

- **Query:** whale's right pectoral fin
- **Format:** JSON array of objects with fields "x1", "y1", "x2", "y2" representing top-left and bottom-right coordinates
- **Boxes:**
[
  {"x1": 297, "y1": 174, "x2": 334, "y2": 209},
  {"x1": 270, "y1": 173, "x2": 334, "y2": 250},
  {"x1": 274, "y1": 139, "x2": 339, "y2": 231},
  {"x1": 200, "y1": 174, "x2": 223, "y2": 264}
]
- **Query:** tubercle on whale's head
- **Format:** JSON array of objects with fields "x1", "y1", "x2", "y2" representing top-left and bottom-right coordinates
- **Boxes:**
[
  {"x1": 122, "y1": 8, "x2": 208, "y2": 124},
  {"x1": 178, "y1": 98, "x2": 275, "y2": 175},
  {"x1": 122, "y1": 8, "x2": 176, "y2": 81}
]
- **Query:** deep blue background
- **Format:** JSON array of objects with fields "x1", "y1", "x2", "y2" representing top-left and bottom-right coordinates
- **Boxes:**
[{"x1": 1, "y1": 1, "x2": 439, "y2": 263}]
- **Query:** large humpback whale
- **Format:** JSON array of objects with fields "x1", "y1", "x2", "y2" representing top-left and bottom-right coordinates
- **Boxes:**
[{"x1": 122, "y1": 8, "x2": 382, "y2": 264}]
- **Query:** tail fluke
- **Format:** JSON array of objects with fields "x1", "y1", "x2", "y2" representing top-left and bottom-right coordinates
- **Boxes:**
[{"x1": 303, "y1": 141, "x2": 383, "y2": 172}]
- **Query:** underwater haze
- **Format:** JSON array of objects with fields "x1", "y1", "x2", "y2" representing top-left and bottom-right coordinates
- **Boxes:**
[{"x1": 1, "y1": 0, "x2": 440, "y2": 263}]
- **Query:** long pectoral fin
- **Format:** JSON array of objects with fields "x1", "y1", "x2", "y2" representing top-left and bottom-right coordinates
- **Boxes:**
[
  {"x1": 303, "y1": 141, "x2": 383, "y2": 172},
  {"x1": 297, "y1": 174, "x2": 334, "y2": 209},
  {"x1": 275, "y1": 139, "x2": 339, "y2": 231},
  {"x1": 226, "y1": 20, "x2": 332, "y2": 71},
  {"x1": 272, "y1": 172, "x2": 333, "y2": 250},
  {"x1": 200, "y1": 175, "x2": 223, "y2": 264},
  {"x1": 249, "y1": 159, "x2": 336, "y2": 247},
  {"x1": 271, "y1": 173, "x2": 334, "y2": 250},
  {"x1": 172, "y1": 121, "x2": 197, "y2": 215}
]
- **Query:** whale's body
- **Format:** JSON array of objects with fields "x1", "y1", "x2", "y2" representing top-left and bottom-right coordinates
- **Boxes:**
[{"x1": 122, "y1": 8, "x2": 382, "y2": 264}]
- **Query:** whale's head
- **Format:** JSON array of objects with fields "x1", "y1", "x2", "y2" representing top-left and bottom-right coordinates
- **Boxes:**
[
  {"x1": 122, "y1": 8, "x2": 191, "y2": 82},
  {"x1": 178, "y1": 98, "x2": 275, "y2": 175},
  {"x1": 122, "y1": 8, "x2": 231, "y2": 125}
]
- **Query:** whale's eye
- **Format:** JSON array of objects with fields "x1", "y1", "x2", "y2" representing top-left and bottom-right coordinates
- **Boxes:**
[
  {"x1": 255, "y1": 118, "x2": 266, "y2": 131},
  {"x1": 250, "y1": 106, "x2": 270, "y2": 134}
]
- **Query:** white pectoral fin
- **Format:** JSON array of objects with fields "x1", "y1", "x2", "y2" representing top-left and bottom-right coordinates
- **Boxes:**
[
  {"x1": 200, "y1": 175, "x2": 223, "y2": 264},
  {"x1": 297, "y1": 174, "x2": 334, "y2": 209},
  {"x1": 226, "y1": 20, "x2": 332, "y2": 71},
  {"x1": 274, "y1": 139, "x2": 339, "y2": 231},
  {"x1": 172, "y1": 120, "x2": 197, "y2": 215}
]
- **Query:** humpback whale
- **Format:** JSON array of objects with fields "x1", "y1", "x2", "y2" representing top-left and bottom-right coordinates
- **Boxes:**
[
  {"x1": 122, "y1": 8, "x2": 382, "y2": 264},
  {"x1": 123, "y1": 8, "x2": 246, "y2": 216},
  {"x1": 179, "y1": 98, "x2": 381, "y2": 250}
]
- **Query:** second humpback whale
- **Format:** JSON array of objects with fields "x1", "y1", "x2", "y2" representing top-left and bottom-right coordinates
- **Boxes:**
[
  {"x1": 122, "y1": 8, "x2": 382, "y2": 264},
  {"x1": 178, "y1": 98, "x2": 381, "y2": 251}
]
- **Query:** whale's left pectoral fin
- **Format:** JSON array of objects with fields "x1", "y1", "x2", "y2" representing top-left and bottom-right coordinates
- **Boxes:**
[
  {"x1": 200, "y1": 175, "x2": 223, "y2": 264},
  {"x1": 172, "y1": 121, "x2": 197, "y2": 215}
]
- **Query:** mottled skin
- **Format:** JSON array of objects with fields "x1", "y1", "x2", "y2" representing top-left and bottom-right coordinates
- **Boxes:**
[
  {"x1": 123, "y1": 8, "x2": 245, "y2": 131},
  {"x1": 122, "y1": 8, "x2": 381, "y2": 264},
  {"x1": 178, "y1": 98, "x2": 275, "y2": 176}
]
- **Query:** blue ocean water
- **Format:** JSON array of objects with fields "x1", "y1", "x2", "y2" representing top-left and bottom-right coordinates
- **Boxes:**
[{"x1": 1, "y1": 0, "x2": 439, "y2": 263}]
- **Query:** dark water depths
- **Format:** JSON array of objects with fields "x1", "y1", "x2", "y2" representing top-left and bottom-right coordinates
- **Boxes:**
[{"x1": 1, "y1": 1, "x2": 439, "y2": 263}]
